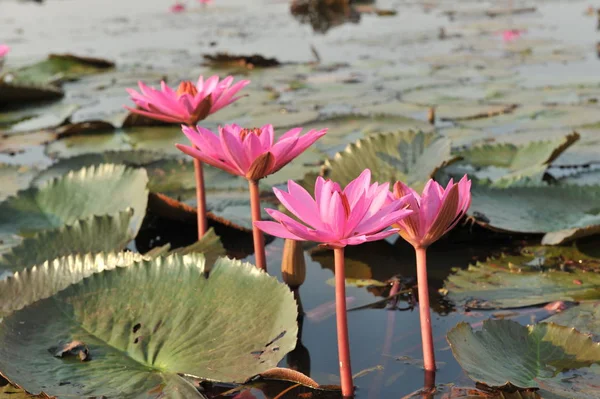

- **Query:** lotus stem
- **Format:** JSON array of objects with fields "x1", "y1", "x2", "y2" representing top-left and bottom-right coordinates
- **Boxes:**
[
  {"x1": 333, "y1": 247, "x2": 354, "y2": 397},
  {"x1": 415, "y1": 247, "x2": 436, "y2": 372},
  {"x1": 192, "y1": 147, "x2": 208, "y2": 239},
  {"x1": 249, "y1": 179, "x2": 267, "y2": 271}
]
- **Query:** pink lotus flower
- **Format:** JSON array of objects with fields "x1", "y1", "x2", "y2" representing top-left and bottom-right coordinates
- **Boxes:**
[
  {"x1": 499, "y1": 29, "x2": 523, "y2": 42},
  {"x1": 170, "y1": 2, "x2": 186, "y2": 12},
  {"x1": 177, "y1": 124, "x2": 327, "y2": 181},
  {"x1": 391, "y1": 176, "x2": 471, "y2": 249},
  {"x1": 198, "y1": 0, "x2": 212, "y2": 3},
  {"x1": 125, "y1": 75, "x2": 250, "y2": 126},
  {"x1": 255, "y1": 169, "x2": 413, "y2": 247},
  {"x1": 0, "y1": 45, "x2": 9, "y2": 58}
]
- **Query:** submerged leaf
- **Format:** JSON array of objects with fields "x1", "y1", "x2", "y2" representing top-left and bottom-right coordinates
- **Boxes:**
[
  {"x1": 447, "y1": 320, "x2": 600, "y2": 390},
  {"x1": 0, "y1": 211, "x2": 134, "y2": 272},
  {"x1": 0, "y1": 254, "x2": 298, "y2": 397},
  {"x1": 444, "y1": 245, "x2": 600, "y2": 309}
]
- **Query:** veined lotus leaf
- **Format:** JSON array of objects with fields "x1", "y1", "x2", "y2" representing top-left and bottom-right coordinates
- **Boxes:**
[
  {"x1": 447, "y1": 320, "x2": 600, "y2": 391},
  {"x1": 0, "y1": 211, "x2": 134, "y2": 273},
  {"x1": 469, "y1": 183, "x2": 600, "y2": 244},
  {"x1": 299, "y1": 114, "x2": 433, "y2": 154},
  {"x1": 306, "y1": 130, "x2": 456, "y2": 192},
  {"x1": 2, "y1": 103, "x2": 78, "y2": 134},
  {"x1": 0, "y1": 254, "x2": 298, "y2": 397},
  {"x1": 450, "y1": 132, "x2": 579, "y2": 186},
  {"x1": 443, "y1": 245, "x2": 600, "y2": 309},
  {"x1": 0, "y1": 252, "x2": 145, "y2": 317},
  {"x1": 4, "y1": 53, "x2": 114, "y2": 87},
  {"x1": 0, "y1": 163, "x2": 38, "y2": 201},
  {"x1": 33, "y1": 151, "x2": 167, "y2": 186},
  {"x1": 0, "y1": 164, "x2": 148, "y2": 251},
  {"x1": 543, "y1": 302, "x2": 600, "y2": 340}
]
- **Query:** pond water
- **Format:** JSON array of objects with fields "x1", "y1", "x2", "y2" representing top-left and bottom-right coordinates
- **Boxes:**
[{"x1": 1, "y1": 0, "x2": 600, "y2": 398}]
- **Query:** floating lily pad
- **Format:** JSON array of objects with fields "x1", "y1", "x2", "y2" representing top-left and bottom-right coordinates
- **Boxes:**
[
  {"x1": 0, "y1": 252, "x2": 144, "y2": 317},
  {"x1": 0, "y1": 130, "x2": 58, "y2": 154},
  {"x1": 309, "y1": 130, "x2": 456, "y2": 192},
  {"x1": 32, "y1": 150, "x2": 167, "y2": 186},
  {"x1": 469, "y1": 183, "x2": 600, "y2": 244},
  {"x1": 4, "y1": 53, "x2": 114, "y2": 87},
  {"x1": 543, "y1": 302, "x2": 600, "y2": 340},
  {"x1": 0, "y1": 81, "x2": 64, "y2": 107},
  {"x1": 0, "y1": 253, "x2": 298, "y2": 397},
  {"x1": 443, "y1": 246, "x2": 600, "y2": 309},
  {"x1": 447, "y1": 320, "x2": 600, "y2": 390},
  {"x1": 0, "y1": 383, "x2": 53, "y2": 399},
  {"x1": 4, "y1": 103, "x2": 79, "y2": 134},
  {"x1": 0, "y1": 163, "x2": 38, "y2": 201},
  {"x1": 450, "y1": 133, "x2": 579, "y2": 186},
  {"x1": 0, "y1": 211, "x2": 134, "y2": 273},
  {"x1": 0, "y1": 164, "x2": 148, "y2": 251}
]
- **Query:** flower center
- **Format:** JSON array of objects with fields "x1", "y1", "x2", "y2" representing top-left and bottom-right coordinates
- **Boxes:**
[
  {"x1": 239, "y1": 128, "x2": 263, "y2": 141},
  {"x1": 176, "y1": 81, "x2": 198, "y2": 97}
]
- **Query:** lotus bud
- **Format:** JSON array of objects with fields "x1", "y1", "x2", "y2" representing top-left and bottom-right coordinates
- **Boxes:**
[
  {"x1": 428, "y1": 106, "x2": 436, "y2": 125},
  {"x1": 281, "y1": 239, "x2": 306, "y2": 289}
]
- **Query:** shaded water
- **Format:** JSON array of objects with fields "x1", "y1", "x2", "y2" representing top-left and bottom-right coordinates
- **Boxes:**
[{"x1": 2, "y1": 0, "x2": 600, "y2": 397}]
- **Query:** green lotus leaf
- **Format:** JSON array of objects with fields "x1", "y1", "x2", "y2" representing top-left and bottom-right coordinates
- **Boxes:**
[
  {"x1": 33, "y1": 150, "x2": 168, "y2": 186},
  {"x1": 450, "y1": 132, "x2": 579, "y2": 186},
  {"x1": 443, "y1": 246, "x2": 600, "y2": 309},
  {"x1": 0, "y1": 211, "x2": 134, "y2": 273},
  {"x1": 447, "y1": 320, "x2": 600, "y2": 391},
  {"x1": 543, "y1": 302, "x2": 600, "y2": 340},
  {"x1": 469, "y1": 183, "x2": 600, "y2": 244},
  {"x1": 0, "y1": 253, "x2": 298, "y2": 397},
  {"x1": 0, "y1": 252, "x2": 145, "y2": 317},
  {"x1": 0, "y1": 164, "x2": 148, "y2": 251},
  {"x1": 304, "y1": 130, "x2": 456, "y2": 192},
  {"x1": 5, "y1": 53, "x2": 114, "y2": 87},
  {"x1": 0, "y1": 163, "x2": 38, "y2": 202}
]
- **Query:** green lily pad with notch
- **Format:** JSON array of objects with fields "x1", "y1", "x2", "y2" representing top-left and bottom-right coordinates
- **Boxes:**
[
  {"x1": 0, "y1": 252, "x2": 145, "y2": 317},
  {"x1": 450, "y1": 132, "x2": 579, "y2": 186},
  {"x1": 0, "y1": 164, "x2": 148, "y2": 252},
  {"x1": 0, "y1": 253, "x2": 298, "y2": 397},
  {"x1": 447, "y1": 320, "x2": 600, "y2": 391},
  {"x1": 469, "y1": 182, "x2": 600, "y2": 244},
  {"x1": 4, "y1": 53, "x2": 114, "y2": 87},
  {"x1": 443, "y1": 245, "x2": 600, "y2": 309},
  {"x1": 543, "y1": 302, "x2": 600, "y2": 340},
  {"x1": 0, "y1": 210, "x2": 134, "y2": 273},
  {"x1": 305, "y1": 130, "x2": 457, "y2": 192}
]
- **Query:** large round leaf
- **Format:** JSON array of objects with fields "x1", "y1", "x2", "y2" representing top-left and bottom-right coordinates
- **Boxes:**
[
  {"x1": 0, "y1": 164, "x2": 148, "y2": 251},
  {"x1": 543, "y1": 302, "x2": 600, "y2": 340},
  {"x1": 0, "y1": 252, "x2": 144, "y2": 317},
  {"x1": 469, "y1": 183, "x2": 600, "y2": 244},
  {"x1": 305, "y1": 130, "x2": 456, "y2": 192},
  {"x1": 443, "y1": 246, "x2": 600, "y2": 309},
  {"x1": 0, "y1": 211, "x2": 134, "y2": 273},
  {"x1": 0, "y1": 254, "x2": 298, "y2": 397},
  {"x1": 447, "y1": 320, "x2": 600, "y2": 390}
]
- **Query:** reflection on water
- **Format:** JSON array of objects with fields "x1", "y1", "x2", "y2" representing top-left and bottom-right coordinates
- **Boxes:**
[{"x1": 290, "y1": 0, "x2": 362, "y2": 34}]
